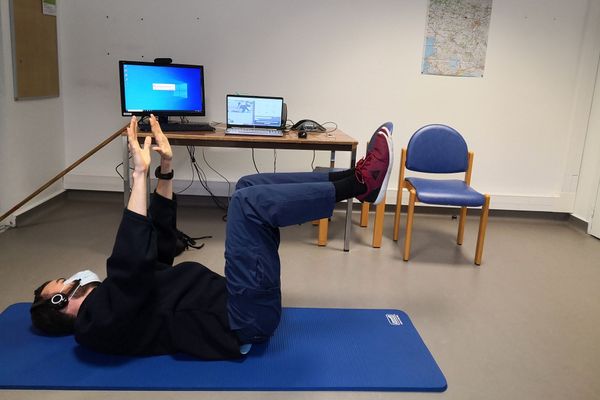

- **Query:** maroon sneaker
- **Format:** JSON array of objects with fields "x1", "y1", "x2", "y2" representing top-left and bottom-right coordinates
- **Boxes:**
[
  {"x1": 367, "y1": 122, "x2": 393, "y2": 152},
  {"x1": 355, "y1": 125, "x2": 394, "y2": 205}
]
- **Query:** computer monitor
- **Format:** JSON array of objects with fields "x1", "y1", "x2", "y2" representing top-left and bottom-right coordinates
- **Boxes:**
[{"x1": 119, "y1": 61, "x2": 206, "y2": 122}]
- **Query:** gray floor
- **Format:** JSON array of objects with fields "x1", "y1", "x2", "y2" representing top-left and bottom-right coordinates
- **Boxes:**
[{"x1": 1, "y1": 191, "x2": 600, "y2": 400}]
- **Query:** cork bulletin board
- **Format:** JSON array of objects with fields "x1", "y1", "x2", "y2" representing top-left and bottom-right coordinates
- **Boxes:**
[{"x1": 10, "y1": 0, "x2": 59, "y2": 99}]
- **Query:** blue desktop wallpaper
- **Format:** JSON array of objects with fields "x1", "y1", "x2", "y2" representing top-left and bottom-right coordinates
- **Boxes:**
[{"x1": 123, "y1": 65, "x2": 203, "y2": 112}]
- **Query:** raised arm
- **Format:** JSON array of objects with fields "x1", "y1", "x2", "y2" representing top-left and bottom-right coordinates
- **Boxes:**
[
  {"x1": 126, "y1": 116, "x2": 151, "y2": 216},
  {"x1": 149, "y1": 114, "x2": 173, "y2": 200},
  {"x1": 148, "y1": 114, "x2": 177, "y2": 265}
]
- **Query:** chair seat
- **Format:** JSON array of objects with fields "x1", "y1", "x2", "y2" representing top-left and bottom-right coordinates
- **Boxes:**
[{"x1": 406, "y1": 178, "x2": 485, "y2": 207}]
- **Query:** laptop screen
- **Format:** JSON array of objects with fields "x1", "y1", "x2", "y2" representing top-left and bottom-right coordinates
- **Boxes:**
[{"x1": 227, "y1": 95, "x2": 284, "y2": 128}]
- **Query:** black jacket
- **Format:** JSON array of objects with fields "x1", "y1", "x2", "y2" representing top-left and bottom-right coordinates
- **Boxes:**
[{"x1": 74, "y1": 194, "x2": 242, "y2": 360}]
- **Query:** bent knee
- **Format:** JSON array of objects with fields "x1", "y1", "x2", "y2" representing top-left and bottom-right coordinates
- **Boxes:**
[
  {"x1": 228, "y1": 188, "x2": 257, "y2": 217},
  {"x1": 235, "y1": 174, "x2": 261, "y2": 190}
]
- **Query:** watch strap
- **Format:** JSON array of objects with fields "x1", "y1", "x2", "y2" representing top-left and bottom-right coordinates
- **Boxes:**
[{"x1": 154, "y1": 166, "x2": 174, "y2": 180}]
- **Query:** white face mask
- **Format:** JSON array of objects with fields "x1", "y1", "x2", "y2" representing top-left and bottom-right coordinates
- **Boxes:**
[{"x1": 64, "y1": 270, "x2": 102, "y2": 287}]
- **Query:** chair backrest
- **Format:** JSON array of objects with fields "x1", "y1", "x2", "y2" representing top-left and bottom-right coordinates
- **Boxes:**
[{"x1": 405, "y1": 124, "x2": 469, "y2": 173}]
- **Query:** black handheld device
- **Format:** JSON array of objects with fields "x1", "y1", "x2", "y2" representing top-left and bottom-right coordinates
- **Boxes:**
[{"x1": 290, "y1": 119, "x2": 326, "y2": 132}]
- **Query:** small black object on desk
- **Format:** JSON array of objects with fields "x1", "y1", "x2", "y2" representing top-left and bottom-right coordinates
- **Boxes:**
[{"x1": 298, "y1": 130, "x2": 308, "y2": 139}]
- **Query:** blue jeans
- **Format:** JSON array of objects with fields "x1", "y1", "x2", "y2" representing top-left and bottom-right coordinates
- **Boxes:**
[{"x1": 225, "y1": 172, "x2": 336, "y2": 343}]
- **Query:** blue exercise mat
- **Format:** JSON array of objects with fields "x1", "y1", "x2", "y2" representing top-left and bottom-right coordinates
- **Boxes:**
[{"x1": 0, "y1": 303, "x2": 446, "y2": 391}]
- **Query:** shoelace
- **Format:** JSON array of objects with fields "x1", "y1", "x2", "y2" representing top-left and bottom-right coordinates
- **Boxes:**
[
  {"x1": 356, "y1": 130, "x2": 389, "y2": 184},
  {"x1": 354, "y1": 152, "x2": 376, "y2": 184}
]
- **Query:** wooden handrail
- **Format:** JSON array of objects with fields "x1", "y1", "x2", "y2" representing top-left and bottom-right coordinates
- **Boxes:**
[{"x1": 0, "y1": 125, "x2": 127, "y2": 223}]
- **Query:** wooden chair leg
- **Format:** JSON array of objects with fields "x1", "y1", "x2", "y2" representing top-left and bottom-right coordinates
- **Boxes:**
[
  {"x1": 457, "y1": 207, "x2": 467, "y2": 245},
  {"x1": 474, "y1": 195, "x2": 490, "y2": 265},
  {"x1": 318, "y1": 218, "x2": 329, "y2": 246},
  {"x1": 360, "y1": 202, "x2": 370, "y2": 227},
  {"x1": 394, "y1": 150, "x2": 406, "y2": 241},
  {"x1": 393, "y1": 186, "x2": 404, "y2": 241},
  {"x1": 372, "y1": 195, "x2": 386, "y2": 248},
  {"x1": 403, "y1": 189, "x2": 416, "y2": 261}
]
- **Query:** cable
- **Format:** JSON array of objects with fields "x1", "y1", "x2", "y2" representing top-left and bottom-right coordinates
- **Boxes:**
[
  {"x1": 115, "y1": 162, "x2": 125, "y2": 180},
  {"x1": 251, "y1": 148, "x2": 281, "y2": 173},
  {"x1": 115, "y1": 155, "x2": 133, "y2": 180},
  {"x1": 311, "y1": 150, "x2": 316, "y2": 170},
  {"x1": 115, "y1": 154, "x2": 134, "y2": 190},
  {"x1": 175, "y1": 146, "x2": 196, "y2": 194},
  {"x1": 251, "y1": 149, "x2": 260, "y2": 173},
  {"x1": 320, "y1": 121, "x2": 338, "y2": 134},
  {"x1": 201, "y1": 148, "x2": 232, "y2": 205},
  {"x1": 186, "y1": 146, "x2": 229, "y2": 212}
]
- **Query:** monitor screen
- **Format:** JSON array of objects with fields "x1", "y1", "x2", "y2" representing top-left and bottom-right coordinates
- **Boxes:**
[
  {"x1": 226, "y1": 95, "x2": 284, "y2": 128},
  {"x1": 119, "y1": 61, "x2": 206, "y2": 117}
]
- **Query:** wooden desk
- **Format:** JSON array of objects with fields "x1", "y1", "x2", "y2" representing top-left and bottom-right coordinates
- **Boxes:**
[{"x1": 122, "y1": 128, "x2": 359, "y2": 251}]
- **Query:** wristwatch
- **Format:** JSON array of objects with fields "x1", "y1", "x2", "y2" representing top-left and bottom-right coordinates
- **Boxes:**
[{"x1": 154, "y1": 166, "x2": 174, "y2": 180}]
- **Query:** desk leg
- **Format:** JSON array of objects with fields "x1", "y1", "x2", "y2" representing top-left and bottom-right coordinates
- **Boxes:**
[
  {"x1": 318, "y1": 151, "x2": 338, "y2": 246},
  {"x1": 344, "y1": 149, "x2": 357, "y2": 252},
  {"x1": 327, "y1": 150, "x2": 337, "y2": 230},
  {"x1": 123, "y1": 136, "x2": 130, "y2": 206}
]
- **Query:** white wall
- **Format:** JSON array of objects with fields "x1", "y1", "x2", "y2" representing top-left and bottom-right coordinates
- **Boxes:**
[
  {"x1": 57, "y1": 0, "x2": 600, "y2": 214},
  {"x1": 0, "y1": 1, "x2": 65, "y2": 224},
  {"x1": 574, "y1": 23, "x2": 600, "y2": 225},
  {"x1": 584, "y1": 78, "x2": 600, "y2": 234},
  {"x1": 3, "y1": 0, "x2": 600, "y2": 221}
]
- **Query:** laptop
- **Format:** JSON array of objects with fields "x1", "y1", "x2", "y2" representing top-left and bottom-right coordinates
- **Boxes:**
[{"x1": 225, "y1": 95, "x2": 284, "y2": 137}]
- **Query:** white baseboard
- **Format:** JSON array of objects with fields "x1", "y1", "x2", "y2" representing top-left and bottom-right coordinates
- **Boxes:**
[
  {"x1": 63, "y1": 175, "x2": 124, "y2": 193},
  {"x1": 63, "y1": 174, "x2": 578, "y2": 213},
  {"x1": 63, "y1": 174, "x2": 235, "y2": 197},
  {"x1": 1, "y1": 189, "x2": 65, "y2": 227}
]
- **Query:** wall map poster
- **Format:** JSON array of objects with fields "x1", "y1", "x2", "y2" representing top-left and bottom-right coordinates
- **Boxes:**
[{"x1": 422, "y1": 0, "x2": 493, "y2": 77}]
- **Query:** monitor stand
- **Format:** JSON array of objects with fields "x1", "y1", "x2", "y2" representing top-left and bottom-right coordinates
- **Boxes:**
[
  {"x1": 157, "y1": 115, "x2": 170, "y2": 125},
  {"x1": 136, "y1": 115, "x2": 170, "y2": 131}
]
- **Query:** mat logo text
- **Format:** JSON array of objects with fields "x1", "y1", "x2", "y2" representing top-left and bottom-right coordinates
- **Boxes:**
[{"x1": 385, "y1": 314, "x2": 403, "y2": 326}]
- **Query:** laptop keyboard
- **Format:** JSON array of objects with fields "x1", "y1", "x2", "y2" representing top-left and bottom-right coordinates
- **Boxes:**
[{"x1": 225, "y1": 128, "x2": 283, "y2": 136}]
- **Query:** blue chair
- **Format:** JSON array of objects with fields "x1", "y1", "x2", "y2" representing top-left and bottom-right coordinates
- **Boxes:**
[{"x1": 391, "y1": 124, "x2": 490, "y2": 265}]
